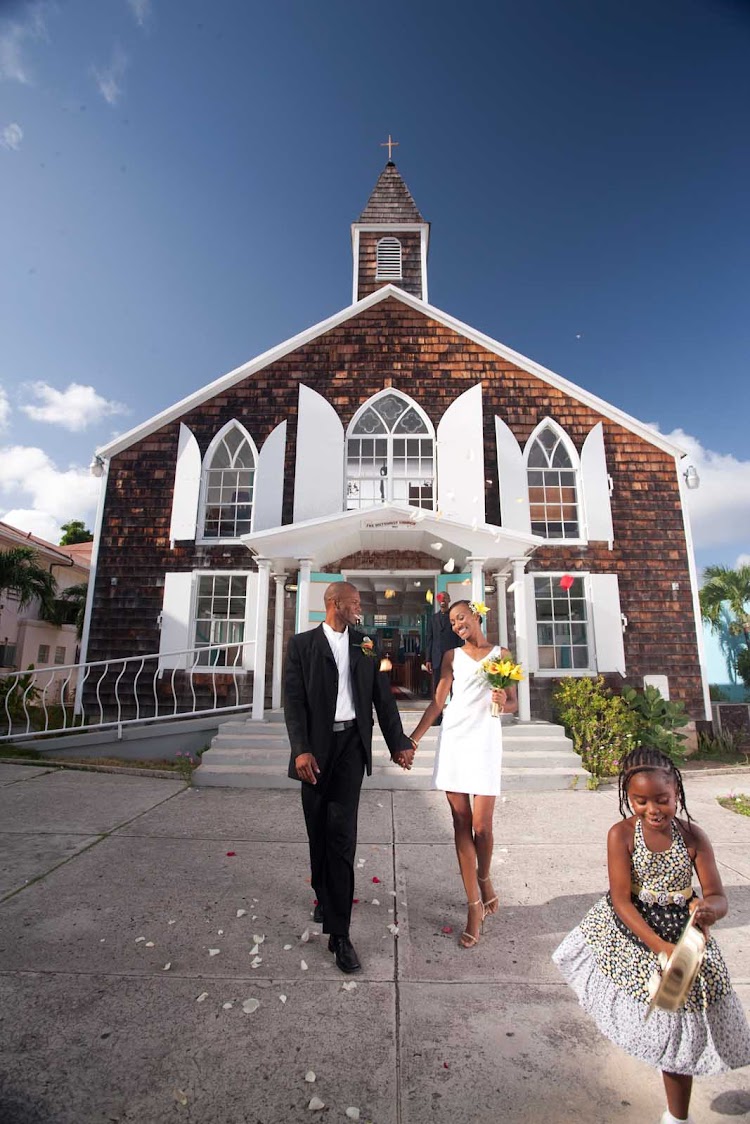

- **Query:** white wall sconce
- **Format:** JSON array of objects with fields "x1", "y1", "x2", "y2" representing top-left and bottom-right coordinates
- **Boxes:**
[{"x1": 683, "y1": 465, "x2": 700, "y2": 490}]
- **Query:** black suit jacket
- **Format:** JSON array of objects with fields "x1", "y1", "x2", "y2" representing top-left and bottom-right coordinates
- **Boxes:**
[
  {"x1": 425, "y1": 609, "x2": 463, "y2": 669},
  {"x1": 284, "y1": 625, "x2": 411, "y2": 782}
]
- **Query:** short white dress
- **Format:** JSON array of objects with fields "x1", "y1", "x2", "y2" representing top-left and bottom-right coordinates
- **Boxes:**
[{"x1": 432, "y1": 645, "x2": 503, "y2": 796}]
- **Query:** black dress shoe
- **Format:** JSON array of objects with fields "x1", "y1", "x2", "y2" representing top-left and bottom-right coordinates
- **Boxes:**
[
  {"x1": 328, "y1": 934, "x2": 362, "y2": 973},
  {"x1": 313, "y1": 903, "x2": 324, "y2": 925}
]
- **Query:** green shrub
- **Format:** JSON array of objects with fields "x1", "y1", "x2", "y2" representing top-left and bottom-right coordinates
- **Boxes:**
[
  {"x1": 0, "y1": 669, "x2": 39, "y2": 722},
  {"x1": 553, "y1": 676, "x2": 638, "y2": 778},
  {"x1": 621, "y1": 685, "x2": 687, "y2": 762}
]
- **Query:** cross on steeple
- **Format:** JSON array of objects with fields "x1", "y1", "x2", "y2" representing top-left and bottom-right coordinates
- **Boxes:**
[{"x1": 380, "y1": 134, "x2": 399, "y2": 161}]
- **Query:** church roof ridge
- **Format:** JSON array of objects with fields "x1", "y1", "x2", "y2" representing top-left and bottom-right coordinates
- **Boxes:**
[
  {"x1": 96, "y1": 285, "x2": 687, "y2": 463},
  {"x1": 356, "y1": 162, "x2": 425, "y2": 224}
]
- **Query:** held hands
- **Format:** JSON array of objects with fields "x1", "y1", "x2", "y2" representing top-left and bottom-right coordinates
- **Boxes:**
[
  {"x1": 393, "y1": 747, "x2": 415, "y2": 771},
  {"x1": 295, "y1": 752, "x2": 321, "y2": 785}
]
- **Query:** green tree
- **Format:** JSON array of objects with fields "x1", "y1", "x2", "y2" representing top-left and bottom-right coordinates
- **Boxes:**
[
  {"x1": 700, "y1": 565, "x2": 750, "y2": 681},
  {"x1": 56, "y1": 582, "x2": 88, "y2": 639},
  {"x1": 59, "y1": 520, "x2": 93, "y2": 545},
  {"x1": 0, "y1": 547, "x2": 57, "y2": 614}
]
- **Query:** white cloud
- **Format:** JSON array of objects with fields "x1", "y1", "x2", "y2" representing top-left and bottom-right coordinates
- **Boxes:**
[
  {"x1": 92, "y1": 46, "x2": 128, "y2": 105},
  {"x1": 1, "y1": 507, "x2": 63, "y2": 545},
  {"x1": 652, "y1": 426, "x2": 750, "y2": 553},
  {"x1": 0, "y1": 5, "x2": 47, "y2": 84},
  {"x1": 20, "y1": 381, "x2": 129, "y2": 432},
  {"x1": 1, "y1": 122, "x2": 23, "y2": 150},
  {"x1": 0, "y1": 446, "x2": 101, "y2": 538},
  {"x1": 128, "y1": 0, "x2": 151, "y2": 27},
  {"x1": 0, "y1": 387, "x2": 10, "y2": 430},
  {"x1": 736, "y1": 554, "x2": 750, "y2": 569}
]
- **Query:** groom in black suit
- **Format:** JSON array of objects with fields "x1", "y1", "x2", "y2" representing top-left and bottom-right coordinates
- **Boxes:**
[{"x1": 284, "y1": 581, "x2": 415, "y2": 973}]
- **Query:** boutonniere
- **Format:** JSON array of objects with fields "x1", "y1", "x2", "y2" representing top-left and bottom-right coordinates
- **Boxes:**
[{"x1": 359, "y1": 637, "x2": 376, "y2": 658}]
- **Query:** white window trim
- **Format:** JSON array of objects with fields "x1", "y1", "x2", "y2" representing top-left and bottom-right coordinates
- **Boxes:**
[
  {"x1": 190, "y1": 569, "x2": 256, "y2": 673},
  {"x1": 344, "y1": 389, "x2": 436, "y2": 510},
  {"x1": 531, "y1": 570, "x2": 596, "y2": 677},
  {"x1": 524, "y1": 418, "x2": 586, "y2": 546},
  {"x1": 196, "y1": 420, "x2": 259, "y2": 545},
  {"x1": 375, "y1": 236, "x2": 403, "y2": 281}
]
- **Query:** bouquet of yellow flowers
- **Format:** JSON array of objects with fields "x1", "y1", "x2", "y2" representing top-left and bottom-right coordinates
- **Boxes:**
[{"x1": 476, "y1": 655, "x2": 524, "y2": 717}]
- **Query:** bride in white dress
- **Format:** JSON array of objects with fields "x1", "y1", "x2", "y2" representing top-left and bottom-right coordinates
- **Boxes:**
[{"x1": 409, "y1": 600, "x2": 517, "y2": 948}]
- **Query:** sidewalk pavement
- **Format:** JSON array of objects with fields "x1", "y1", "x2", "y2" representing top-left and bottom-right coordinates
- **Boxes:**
[{"x1": 1, "y1": 762, "x2": 749, "y2": 1124}]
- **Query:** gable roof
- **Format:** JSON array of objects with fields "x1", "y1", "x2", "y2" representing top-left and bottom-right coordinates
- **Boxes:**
[
  {"x1": 356, "y1": 162, "x2": 425, "y2": 224},
  {"x1": 0, "y1": 520, "x2": 92, "y2": 571},
  {"x1": 97, "y1": 285, "x2": 686, "y2": 460}
]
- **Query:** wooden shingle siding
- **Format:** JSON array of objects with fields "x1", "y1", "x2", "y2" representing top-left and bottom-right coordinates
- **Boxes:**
[{"x1": 89, "y1": 297, "x2": 702, "y2": 718}]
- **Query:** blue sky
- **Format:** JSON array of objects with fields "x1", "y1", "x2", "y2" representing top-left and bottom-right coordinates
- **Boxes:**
[{"x1": 1, "y1": 0, "x2": 748, "y2": 593}]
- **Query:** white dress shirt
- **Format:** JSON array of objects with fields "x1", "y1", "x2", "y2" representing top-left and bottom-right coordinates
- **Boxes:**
[{"x1": 322, "y1": 623, "x2": 357, "y2": 721}]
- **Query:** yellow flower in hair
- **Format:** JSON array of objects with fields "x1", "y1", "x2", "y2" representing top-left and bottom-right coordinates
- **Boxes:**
[{"x1": 469, "y1": 600, "x2": 490, "y2": 617}]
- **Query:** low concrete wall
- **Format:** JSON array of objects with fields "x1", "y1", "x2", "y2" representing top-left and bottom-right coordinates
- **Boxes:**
[{"x1": 16, "y1": 715, "x2": 229, "y2": 761}]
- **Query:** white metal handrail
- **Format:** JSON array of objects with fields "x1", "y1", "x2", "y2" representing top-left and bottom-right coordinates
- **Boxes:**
[{"x1": 0, "y1": 639, "x2": 256, "y2": 742}]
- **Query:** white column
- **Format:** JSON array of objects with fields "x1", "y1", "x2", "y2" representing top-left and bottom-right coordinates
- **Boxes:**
[
  {"x1": 296, "y1": 558, "x2": 313, "y2": 632},
  {"x1": 271, "y1": 572, "x2": 287, "y2": 710},
  {"x1": 494, "y1": 571, "x2": 508, "y2": 648},
  {"x1": 511, "y1": 558, "x2": 531, "y2": 722},
  {"x1": 467, "y1": 557, "x2": 485, "y2": 604},
  {"x1": 252, "y1": 558, "x2": 272, "y2": 721}
]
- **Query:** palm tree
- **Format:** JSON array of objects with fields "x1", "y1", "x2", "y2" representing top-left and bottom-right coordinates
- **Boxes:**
[
  {"x1": 0, "y1": 547, "x2": 57, "y2": 614},
  {"x1": 56, "y1": 582, "x2": 88, "y2": 639},
  {"x1": 700, "y1": 564, "x2": 750, "y2": 653}
]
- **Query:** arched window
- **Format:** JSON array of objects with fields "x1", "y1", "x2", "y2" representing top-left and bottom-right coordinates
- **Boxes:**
[
  {"x1": 346, "y1": 391, "x2": 434, "y2": 510},
  {"x1": 200, "y1": 422, "x2": 257, "y2": 540},
  {"x1": 526, "y1": 422, "x2": 580, "y2": 539},
  {"x1": 376, "y1": 237, "x2": 402, "y2": 281}
]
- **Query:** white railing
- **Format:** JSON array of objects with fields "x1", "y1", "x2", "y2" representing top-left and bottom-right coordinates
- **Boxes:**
[{"x1": 0, "y1": 640, "x2": 255, "y2": 742}]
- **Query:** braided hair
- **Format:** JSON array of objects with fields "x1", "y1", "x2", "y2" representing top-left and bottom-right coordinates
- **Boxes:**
[{"x1": 618, "y1": 745, "x2": 691, "y2": 822}]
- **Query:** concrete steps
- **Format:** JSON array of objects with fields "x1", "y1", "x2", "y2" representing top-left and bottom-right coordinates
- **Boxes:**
[{"x1": 195, "y1": 706, "x2": 588, "y2": 791}]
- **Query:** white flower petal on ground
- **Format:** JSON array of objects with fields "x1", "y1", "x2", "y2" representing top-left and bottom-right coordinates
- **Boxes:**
[
  {"x1": 135, "y1": 937, "x2": 145, "y2": 943},
  {"x1": 222, "y1": 1002, "x2": 233, "y2": 1010},
  {"x1": 218, "y1": 929, "x2": 224, "y2": 936},
  {"x1": 251, "y1": 956, "x2": 262, "y2": 968},
  {"x1": 308, "y1": 1096, "x2": 325, "y2": 1111},
  {"x1": 341, "y1": 981, "x2": 357, "y2": 991},
  {"x1": 250, "y1": 943, "x2": 260, "y2": 956},
  {"x1": 283, "y1": 944, "x2": 292, "y2": 951},
  {"x1": 173, "y1": 1088, "x2": 188, "y2": 1106},
  {"x1": 145, "y1": 942, "x2": 155, "y2": 948},
  {"x1": 252, "y1": 934, "x2": 265, "y2": 945},
  {"x1": 300, "y1": 960, "x2": 308, "y2": 971},
  {"x1": 388, "y1": 924, "x2": 399, "y2": 936},
  {"x1": 241, "y1": 998, "x2": 260, "y2": 1014},
  {"x1": 162, "y1": 962, "x2": 171, "y2": 971},
  {"x1": 208, "y1": 949, "x2": 220, "y2": 957},
  {"x1": 304, "y1": 1071, "x2": 316, "y2": 1083},
  {"x1": 279, "y1": 994, "x2": 287, "y2": 1004},
  {"x1": 196, "y1": 992, "x2": 209, "y2": 1003},
  {"x1": 236, "y1": 909, "x2": 247, "y2": 918},
  {"x1": 376, "y1": 802, "x2": 383, "y2": 807},
  {"x1": 300, "y1": 928, "x2": 310, "y2": 943},
  {"x1": 346, "y1": 1109, "x2": 361, "y2": 1121},
  {"x1": 168, "y1": 919, "x2": 176, "y2": 925},
  {"x1": 371, "y1": 899, "x2": 380, "y2": 906}
]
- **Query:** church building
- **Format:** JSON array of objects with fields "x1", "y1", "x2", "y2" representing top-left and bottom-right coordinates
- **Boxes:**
[{"x1": 82, "y1": 160, "x2": 709, "y2": 726}]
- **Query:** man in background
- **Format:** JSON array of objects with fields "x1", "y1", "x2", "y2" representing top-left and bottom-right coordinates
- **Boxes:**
[{"x1": 425, "y1": 592, "x2": 464, "y2": 723}]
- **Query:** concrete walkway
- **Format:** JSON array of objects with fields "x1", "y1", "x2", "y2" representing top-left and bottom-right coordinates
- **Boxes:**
[{"x1": 1, "y1": 762, "x2": 749, "y2": 1124}]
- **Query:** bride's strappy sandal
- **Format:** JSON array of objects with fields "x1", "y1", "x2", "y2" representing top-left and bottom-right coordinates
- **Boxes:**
[
  {"x1": 459, "y1": 899, "x2": 484, "y2": 949},
  {"x1": 478, "y1": 874, "x2": 499, "y2": 917}
]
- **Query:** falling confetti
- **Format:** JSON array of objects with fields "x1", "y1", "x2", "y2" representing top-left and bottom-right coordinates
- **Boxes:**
[
  {"x1": 242, "y1": 998, "x2": 260, "y2": 1014},
  {"x1": 443, "y1": 558, "x2": 455, "y2": 573}
]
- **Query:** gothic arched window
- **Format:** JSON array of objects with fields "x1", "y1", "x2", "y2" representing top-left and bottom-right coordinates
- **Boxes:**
[
  {"x1": 346, "y1": 391, "x2": 434, "y2": 510},
  {"x1": 376, "y1": 237, "x2": 402, "y2": 281},
  {"x1": 526, "y1": 422, "x2": 580, "y2": 539},
  {"x1": 199, "y1": 422, "x2": 257, "y2": 540}
]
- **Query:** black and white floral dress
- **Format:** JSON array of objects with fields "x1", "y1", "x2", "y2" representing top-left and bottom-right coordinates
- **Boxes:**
[{"x1": 552, "y1": 818, "x2": 750, "y2": 1075}]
